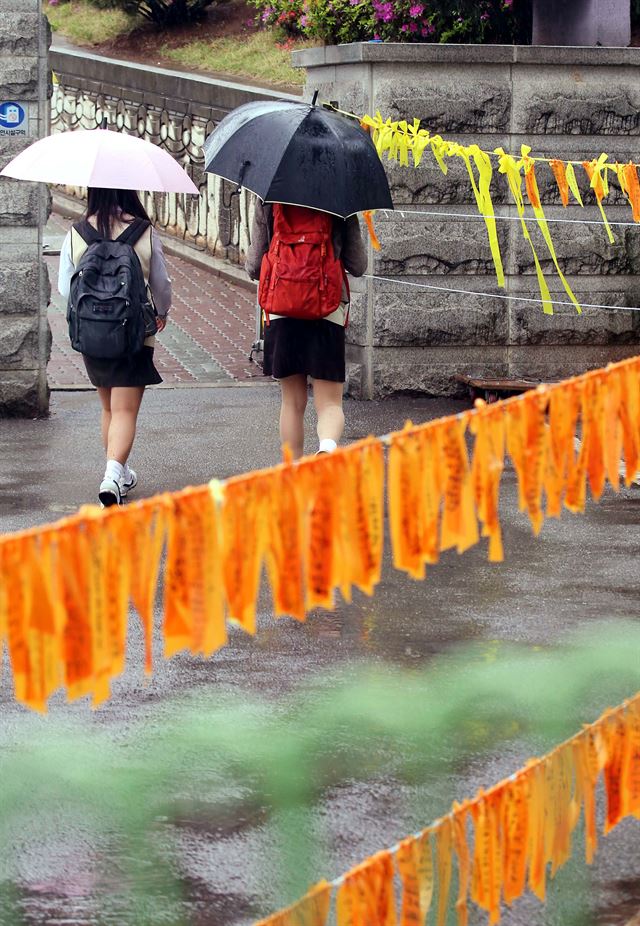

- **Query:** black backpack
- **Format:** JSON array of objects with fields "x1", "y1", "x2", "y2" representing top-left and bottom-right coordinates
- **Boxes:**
[{"x1": 67, "y1": 219, "x2": 154, "y2": 360}]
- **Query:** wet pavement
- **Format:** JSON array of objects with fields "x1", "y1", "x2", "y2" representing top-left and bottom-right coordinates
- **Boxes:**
[{"x1": 1, "y1": 384, "x2": 640, "y2": 926}]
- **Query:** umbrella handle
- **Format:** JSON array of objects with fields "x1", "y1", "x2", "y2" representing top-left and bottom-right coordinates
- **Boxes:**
[
  {"x1": 237, "y1": 159, "x2": 250, "y2": 190},
  {"x1": 221, "y1": 159, "x2": 249, "y2": 209},
  {"x1": 221, "y1": 159, "x2": 251, "y2": 249}
]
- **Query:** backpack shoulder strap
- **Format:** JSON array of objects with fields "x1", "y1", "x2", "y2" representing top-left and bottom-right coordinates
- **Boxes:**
[
  {"x1": 72, "y1": 219, "x2": 102, "y2": 246},
  {"x1": 70, "y1": 222, "x2": 101, "y2": 267},
  {"x1": 117, "y1": 218, "x2": 151, "y2": 247}
]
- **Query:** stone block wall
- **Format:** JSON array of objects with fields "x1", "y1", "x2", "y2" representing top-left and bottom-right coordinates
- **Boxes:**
[
  {"x1": 293, "y1": 44, "x2": 640, "y2": 397},
  {"x1": 0, "y1": 2, "x2": 51, "y2": 416}
]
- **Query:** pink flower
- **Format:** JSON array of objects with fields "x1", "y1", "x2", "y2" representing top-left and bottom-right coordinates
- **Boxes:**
[
  {"x1": 401, "y1": 23, "x2": 408, "y2": 30},
  {"x1": 373, "y1": 32, "x2": 381, "y2": 38},
  {"x1": 409, "y1": 21, "x2": 418, "y2": 31},
  {"x1": 373, "y1": 1, "x2": 394, "y2": 21},
  {"x1": 300, "y1": 14, "x2": 308, "y2": 25},
  {"x1": 503, "y1": 0, "x2": 513, "y2": 6},
  {"x1": 409, "y1": 3, "x2": 423, "y2": 16},
  {"x1": 480, "y1": 10, "x2": 489, "y2": 19}
]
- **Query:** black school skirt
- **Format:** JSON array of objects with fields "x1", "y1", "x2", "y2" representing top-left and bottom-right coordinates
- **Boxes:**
[
  {"x1": 263, "y1": 318, "x2": 345, "y2": 382},
  {"x1": 82, "y1": 346, "x2": 162, "y2": 388}
]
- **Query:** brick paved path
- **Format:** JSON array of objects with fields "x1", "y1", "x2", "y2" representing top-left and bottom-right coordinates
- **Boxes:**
[{"x1": 45, "y1": 212, "x2": 263, "y2": 387}]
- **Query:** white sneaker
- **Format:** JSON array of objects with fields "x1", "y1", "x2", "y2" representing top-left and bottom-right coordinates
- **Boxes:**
[
  {"x1": 99, "y1": 477, "x2": 123, "y2": 508},
  {"x1": 121, "y1": 468, "x2": 138, "y2": 497}
]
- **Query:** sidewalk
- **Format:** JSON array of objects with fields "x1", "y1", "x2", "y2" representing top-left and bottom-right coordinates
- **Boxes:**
[
  {"x1": 45, "y1": 209, "x2": 263, "y2": 387},
  {"x1": 1, "y1": 382, "x2": 640, "y2": 925}
]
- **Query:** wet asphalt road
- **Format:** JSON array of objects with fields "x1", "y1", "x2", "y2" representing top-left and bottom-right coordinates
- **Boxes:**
[{"x1": 1, "y1": 385, "x2": 640, "y2": 926}]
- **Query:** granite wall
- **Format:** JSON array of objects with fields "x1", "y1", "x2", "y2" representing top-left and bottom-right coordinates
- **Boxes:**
[
  {"x1": 293, "y1": 43, "x2": 640, "y2": 398},
  {"x1": 0, "y1": 1, "x2": 51, "y2": 416}
]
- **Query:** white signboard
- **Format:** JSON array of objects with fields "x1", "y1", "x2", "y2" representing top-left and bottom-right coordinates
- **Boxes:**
[{"x1": 0, "y1": 101, "x2": 29, "y2": 137}]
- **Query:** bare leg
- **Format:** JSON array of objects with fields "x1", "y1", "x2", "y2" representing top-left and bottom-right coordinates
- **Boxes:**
[
  {"x1": 312, "y1": 379, "x2": 345, "y2": 447},
  {"x1": 106, "y1": 386, "x2": 145, "y2": 465},
  {"x1": 279, "y1": 374, "x2": 308, "y2": 459},
  {"x1": 96, "y1": 387, "x2": 112, "y2": 452}
]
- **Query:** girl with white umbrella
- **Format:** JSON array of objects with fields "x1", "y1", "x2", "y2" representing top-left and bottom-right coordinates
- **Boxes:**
[{"x1": 1, "y1": 128, "x2": 198, "y2": 506}]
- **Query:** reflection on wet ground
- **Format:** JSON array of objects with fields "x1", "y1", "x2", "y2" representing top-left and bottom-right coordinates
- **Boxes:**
[{"x1": 1, "y1": 388, "x2": 639, "y2": 925}]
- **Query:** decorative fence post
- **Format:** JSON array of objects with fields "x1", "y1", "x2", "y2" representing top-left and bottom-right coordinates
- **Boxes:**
[{"x1": 0, "y1": 0, "x2": 51, "y2": 416}]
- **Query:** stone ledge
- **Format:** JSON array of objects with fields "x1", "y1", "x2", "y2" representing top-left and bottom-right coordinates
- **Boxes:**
[
  {"x1": 293, "y1": 42, "x2": 640, "y2": 70},
  {"x1": 50, "y1": 48, "x2": 300, "y2": 121}
]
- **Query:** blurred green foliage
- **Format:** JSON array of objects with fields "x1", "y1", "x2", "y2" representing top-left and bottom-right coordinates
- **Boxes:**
[{"x1": 1, "y1": 621, "x2": 639, "y2": 923}]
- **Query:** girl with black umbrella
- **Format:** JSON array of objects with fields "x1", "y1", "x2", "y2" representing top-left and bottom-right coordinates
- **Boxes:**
[
  {"x1": 245, "y1": 200, "x2": 367, "y2": 458},
  {"x1": 204, "y1": 97, "x2": 391, "y2": 456}
]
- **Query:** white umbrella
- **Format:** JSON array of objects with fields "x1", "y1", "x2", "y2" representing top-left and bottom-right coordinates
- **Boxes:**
[{"x1": 0, "y1": 128, "x2": 198, "y2": 194}]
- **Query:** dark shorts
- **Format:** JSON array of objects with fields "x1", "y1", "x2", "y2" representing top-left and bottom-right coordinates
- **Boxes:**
[
  {"x1": 82, "y1": 345, "x2": 162, "y2": 389},
  {"x1": 263, "y1": 318, "x2": 345, "y2": 382}
]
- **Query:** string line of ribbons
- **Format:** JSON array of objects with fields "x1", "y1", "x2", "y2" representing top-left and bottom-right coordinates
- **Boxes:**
[
  {"x1": 344, "y1": 105, "x2": 640, "y2": 315},
  {"x1": 253, "y1": 690, "x2": 640, "y2": 926},
  {"x1": 2, "y1": 353, "x2": 640, "y2": 711}
]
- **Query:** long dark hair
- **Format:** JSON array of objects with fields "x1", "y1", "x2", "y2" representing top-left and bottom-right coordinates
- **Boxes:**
[{"x1": 85, "y1": 187, "x2": 151, "y2": 239}]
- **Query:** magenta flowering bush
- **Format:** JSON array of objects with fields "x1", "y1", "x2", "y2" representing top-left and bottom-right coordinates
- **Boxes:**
[
  {"x1": 253, "y1": 0, "x2": 531, "y2": 45},
  {"x1": 257, "y1": 0, "x2": 307, "y2": 35},
  {"x1": 302, "y1": 0, "x2": 375, "y2": 44}
]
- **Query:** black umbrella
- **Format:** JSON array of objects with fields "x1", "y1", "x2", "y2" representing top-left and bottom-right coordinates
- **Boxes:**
[{"x1": 203, "y1": 97, "x2": 393, "y2": 219}]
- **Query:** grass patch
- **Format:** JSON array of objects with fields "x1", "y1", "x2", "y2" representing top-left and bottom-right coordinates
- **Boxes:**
[
  {"x1": 45, "y1": 0, "x2": 139, "y2": 45},
  {"x1": 161, "y1": 30, "x2": 310, "y2": 88}
]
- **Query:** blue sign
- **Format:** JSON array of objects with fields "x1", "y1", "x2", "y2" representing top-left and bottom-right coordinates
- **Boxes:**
[{"x1": 0, "y1": 102, "x2": 25, "y2": 130}]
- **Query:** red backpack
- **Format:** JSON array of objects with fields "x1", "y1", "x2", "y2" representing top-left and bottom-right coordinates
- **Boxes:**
[{"x1": 258, "y1": 204, "x2": 348, "y2": 324}]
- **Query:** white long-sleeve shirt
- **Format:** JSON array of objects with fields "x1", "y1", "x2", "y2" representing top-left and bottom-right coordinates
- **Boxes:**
[{"x1": 57, "y1": 226, "x2": 172, "y2": 317}]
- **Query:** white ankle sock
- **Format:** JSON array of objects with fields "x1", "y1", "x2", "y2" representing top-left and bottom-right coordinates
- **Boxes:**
[
  {"x1": 105, "y1": 459, "x2": 125, "y2": 482},
  {"x1": 122, "y1": 463, "x2": 132, "y2": 480},
  {"x1": 318, "y1": 438, "x2": 337, "y2": 454}
]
